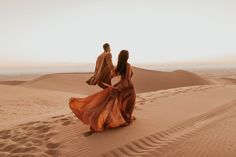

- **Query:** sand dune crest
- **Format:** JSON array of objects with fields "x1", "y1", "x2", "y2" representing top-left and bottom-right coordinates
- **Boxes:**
[{"x1": 22, "y1": 67, "x2": 209, "y2": 94}]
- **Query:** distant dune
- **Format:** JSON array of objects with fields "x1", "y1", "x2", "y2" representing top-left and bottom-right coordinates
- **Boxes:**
[
  {"x1": 133, "y1": 67, "x2": 209, "y2": 93},
  {"x1": 22, "y1": 72, "x2": 101, "y2": 95},
  {"x1": 0, "y1": 74, "x2": 40, "y2": 82},
  {"x1": 0, "y1": 80, "x2": 26, "y2": 85},
  {"x1": 21, "y1": 67, "x2": 209, "y2": 94}
]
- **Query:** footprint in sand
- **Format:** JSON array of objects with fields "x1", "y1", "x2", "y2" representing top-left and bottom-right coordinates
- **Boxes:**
[
  {"x1": 11, "y1": 146, "x2": 36, "y2": 153},
  {"x1": 51, "y1": 115, "x2": 65, "y2": 119},
  {"x1": 62, "y1": 121, "x2": 71, "y2": 126},
  {"x1": 0, "y1": 117, "x2": 64, "y2": 157},
  {"x1": 11, "y1": 135, "x2": 28, "y2": 142},
  {"x1": 0, "y1": 130, "x2": 11, "y2": 140},
  {"x1": 38, "y1": 126, "x2": 51, "y2": 134},
  {"x1": 0, "y1": 152, "x2": 9, "y2": 157},
  {"x1": 45, "y1": 149, "x2": 59, "y2": 156},
  {"x1": 46, "y1": 131, "x2": 58, "y2": 137},
  {"x1": 59, "y1": 117, "x2": 73, "y2": 126},
  {"x1": 28, "y1": 138, "x2": 43, "y2": 146},
  {"x1": 1, "y1": 144, "x2": 18, "y2": 152},
  {"x1": 134, "y1": 106, "x2": 142, "y2": 110},
  {"x1": 0, "y1": 142, "x2": 6, "y2": 148},
  {"x1": 46, "y1": 142, "x2": 60, "y2": 149}
]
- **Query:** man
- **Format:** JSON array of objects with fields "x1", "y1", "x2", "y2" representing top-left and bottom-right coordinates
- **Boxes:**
[{"x1": 86, "y1": 43, "x2": 115, "y2": 89}]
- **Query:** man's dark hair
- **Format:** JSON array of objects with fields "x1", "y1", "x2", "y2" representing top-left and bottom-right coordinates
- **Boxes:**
[{"x1": 103, "y1": 43, "x2": 110, "y2": 51}]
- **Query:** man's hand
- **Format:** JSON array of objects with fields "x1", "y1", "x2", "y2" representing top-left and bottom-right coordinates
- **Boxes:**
[{"x1": 110, "y1": 69, "x2": 117, "y2": 78}]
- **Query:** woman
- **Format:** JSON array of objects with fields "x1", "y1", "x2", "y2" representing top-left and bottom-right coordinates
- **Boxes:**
[{"x1": 69, "y1": 50, "x2": 136, "y2": 136}]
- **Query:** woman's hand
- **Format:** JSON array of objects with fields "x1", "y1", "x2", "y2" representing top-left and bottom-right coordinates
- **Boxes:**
[
  {"x1": 102, "y1": 83, "x2": 112, "y2": 88},
  {"x1": 110, "y1": 69, "x2": 117, "y2": 78},
  {"x1": 102, "y1": 83, "x2": 119, "y2": 89}
]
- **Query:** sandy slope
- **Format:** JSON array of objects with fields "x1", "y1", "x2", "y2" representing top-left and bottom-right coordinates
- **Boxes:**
[
  {"x1": 0, "y1": 81, "x2": 26, "y2": 85},
  {"x1": 195, "y1": 69, "x2": 236, "y2": 85},
  {"x1": 61, "y1": 85, "x2": 236, "y2": 157},
  {"x1": 0, "y1": 68, "x2": 236, "y2": 157},
  {"x1": 20, "y1": 67, "x2": 209, "y2": 95},
  {"x1": 160, "y1": 108, "x2": 236, "y2": 157},
  {"x1": 132, "y1": 68, "x2": 209, "y2": 93},
  {"x1": 1, "y1": 84, "x2": 236, "y2": 157},
  {"x1": 0, "y1": 74, "x2": 41, "y2": 85},
  {"x1": 0, "y1": 85, "x2": 80, "y2": 128},
  {"x1": 0, "y1": 74, "x2": 40, "y2": 82},
  {"x1": 22, "y1": 73, "x2": 102, "y2": 95}
]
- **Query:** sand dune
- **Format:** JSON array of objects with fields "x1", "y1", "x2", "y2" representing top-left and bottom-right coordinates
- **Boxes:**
[
  {"x1": 194, "y1": 69, "x2": 236, "y2": 85},
  {"x1": 22, "y1": 72, "x2": 102, "y2": 95},
  {"x1": 132, "y1": 67, "x2": 209, "y2": 93},
  {"x1": 0, "y1": 74, "x2": 40, "y2": 82},
  {"x1": 21, "y1": 67, "x2": 209, "y2": 94},
  {"x1": 1, "y1": 84, "x2": 236, "y2": 157},
  {"x1": 160, "y1": 106, "x2": 236, "y2": 157},
  {"x1": 0, "y1": 84, "x2": 80, "y2": 128},
  {"x1": 218, "y1": 77, "x2": 236, "y2": 84},
  {"x1": 0, "y1": 80, "x2": 26, "y2": 85},
  {"x1": 1, "y1": 69, "x2": 236, "y2": 157},
  {"x1": 101, "y1": 89, "x2": 236, "y2": 157}
]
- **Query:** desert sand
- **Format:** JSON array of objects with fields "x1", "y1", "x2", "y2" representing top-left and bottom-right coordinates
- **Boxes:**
[
  {"x1": 21, "y1": 67, "x2": 209, "y2": 95},
  {"x1": 0, "y1": 67, "x2": 236, "y2": 157}
]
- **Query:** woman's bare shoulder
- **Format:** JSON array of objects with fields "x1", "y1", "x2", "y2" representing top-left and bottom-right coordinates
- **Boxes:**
[{"x1": 127, "y1": 63, "x2": 132, "y2": 68}]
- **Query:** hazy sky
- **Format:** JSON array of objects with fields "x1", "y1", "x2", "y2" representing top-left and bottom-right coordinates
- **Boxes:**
[{"x1": 0, "y1": 0, "x2": 236, "y2": 69}]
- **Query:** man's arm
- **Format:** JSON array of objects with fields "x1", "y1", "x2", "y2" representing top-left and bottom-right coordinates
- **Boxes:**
[
  {"x1": 94, "y1": 57, "x2": 99, "y2": 72},
  {"x1": 106, "y1": 53, "x2": 115, "y2": 70}
]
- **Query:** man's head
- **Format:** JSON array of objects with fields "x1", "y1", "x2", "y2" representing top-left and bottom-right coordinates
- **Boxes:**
[{"x1": 103, "y1": 43, "x2": 110, "y2": 52}]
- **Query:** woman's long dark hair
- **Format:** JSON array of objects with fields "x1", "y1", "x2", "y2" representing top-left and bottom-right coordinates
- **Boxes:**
[{"x1": 115, "y1": 50, "x2": 129, "y2": 76}]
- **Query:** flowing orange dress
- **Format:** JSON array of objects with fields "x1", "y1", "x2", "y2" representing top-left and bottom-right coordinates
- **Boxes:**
[{"x1": 69, "y1": 63, "x2": 136, "y2": 132}]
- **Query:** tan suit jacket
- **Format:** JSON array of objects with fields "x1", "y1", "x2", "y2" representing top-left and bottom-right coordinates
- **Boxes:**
[{"x1": 86, "y1": 52, "x2": 114, "y2": 88}]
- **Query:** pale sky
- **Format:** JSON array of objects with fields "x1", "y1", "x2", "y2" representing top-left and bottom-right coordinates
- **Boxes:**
[{"x1": 0, "y1": 0, "x2": 236, "y2": 70}]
